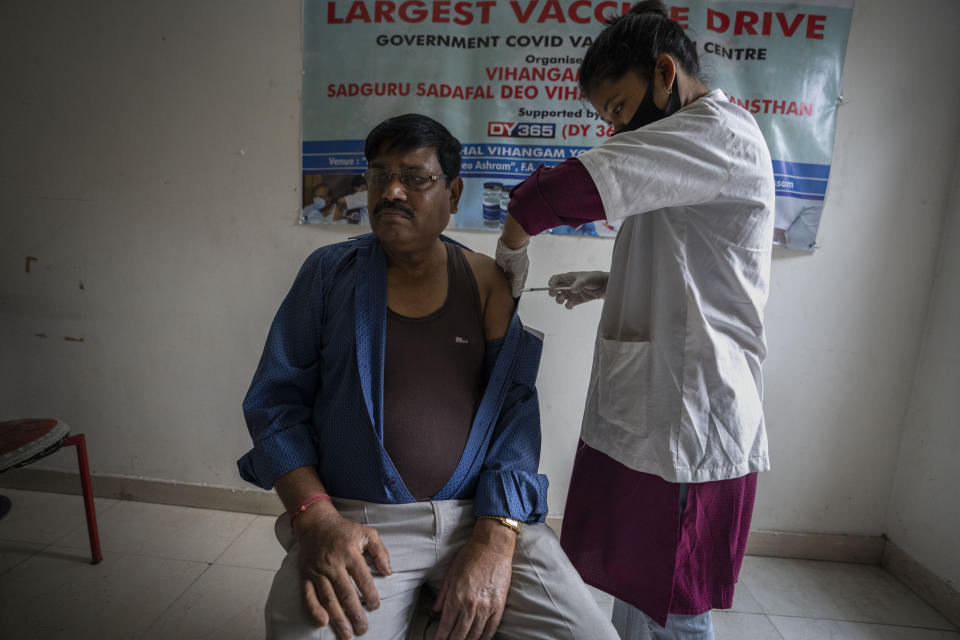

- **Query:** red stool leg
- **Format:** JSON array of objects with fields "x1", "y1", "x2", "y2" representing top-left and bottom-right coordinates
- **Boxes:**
[{"x1": 62, "y1": 434, "x2": 103, "y2": 564}]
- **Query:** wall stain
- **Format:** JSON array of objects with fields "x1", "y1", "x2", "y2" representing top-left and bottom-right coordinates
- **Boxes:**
[
  {"x1": 25, "y1": 256, "x2": 38, "y2": 273},
  {"x1": 33, "y1": 333, "x2": 47, "y2": 339},
  {"x1": 79, "y1": 281, "x2": 85, "y2": 290},
  {"x1": 63, "y1": 336, "x2": 85, "y2": 342}
]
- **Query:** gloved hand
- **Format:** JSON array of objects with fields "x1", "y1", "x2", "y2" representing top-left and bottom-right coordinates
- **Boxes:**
[
  {"x1": 548, "y1": 271, "x2": 608, "y2": 309},
  {"x1": 495, "y1": 238, "x2": 530, "y2": 298}
]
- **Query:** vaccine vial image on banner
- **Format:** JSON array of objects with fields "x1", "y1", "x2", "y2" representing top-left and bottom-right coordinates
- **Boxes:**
[
  {"x1": 499, "y1": 184, "x2": 511, "y2": 226},
  {"x1": 482, "y1": 182, "x2": 502, "y2": 227}
]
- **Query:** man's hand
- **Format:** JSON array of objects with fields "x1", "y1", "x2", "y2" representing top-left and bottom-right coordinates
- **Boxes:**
[
  {"x1": 433, "y1": 519, "x2": 516, "y2": 640},
  {"x1": 294, "y1": 505, "x2": 392, "y2": 640}
]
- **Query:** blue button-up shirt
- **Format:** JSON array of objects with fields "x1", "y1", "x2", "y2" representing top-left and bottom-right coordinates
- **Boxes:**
[{"x1": 238, "y1": 235, "x2": 549, "y2": 522}]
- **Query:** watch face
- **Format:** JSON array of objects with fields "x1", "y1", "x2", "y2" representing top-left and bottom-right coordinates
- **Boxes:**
[
  {"x1": 501, "y1": 518, "x2": 521, "y2": 532},
  {"x1": 478, "y1": 516, "x2": 521, "y2": 532}
]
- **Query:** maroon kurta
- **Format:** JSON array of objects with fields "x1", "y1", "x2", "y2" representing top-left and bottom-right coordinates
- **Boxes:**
[{"x1": 560, "y1": 442, "x2": 757, "y2": 626}]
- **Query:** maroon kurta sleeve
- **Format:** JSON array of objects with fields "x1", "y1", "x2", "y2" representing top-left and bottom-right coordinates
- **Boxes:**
[{"x1": 507, "y1": 157, "x2": 607, "y2": 236}]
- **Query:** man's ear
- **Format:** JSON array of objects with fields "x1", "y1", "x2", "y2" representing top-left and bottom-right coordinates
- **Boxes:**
[{"x1": 448, "y1": 176, "x2": 464, "y2": 214}]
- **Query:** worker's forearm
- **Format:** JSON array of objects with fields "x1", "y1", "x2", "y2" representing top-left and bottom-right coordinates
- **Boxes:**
[{"x1": 501, "y1": 214, "x2": 530, "y2": 250}]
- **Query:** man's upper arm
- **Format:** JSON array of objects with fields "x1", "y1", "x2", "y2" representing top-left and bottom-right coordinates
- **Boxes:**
[
  {"x1": 464, "y1": 249, "x2": 513, "y2": 341},
  {"x1": 239, "y1": 250, "x2": 326, "y2": 489}
]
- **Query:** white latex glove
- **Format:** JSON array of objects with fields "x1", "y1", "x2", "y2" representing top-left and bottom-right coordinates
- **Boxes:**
[
  {"x1": 548, "y1": 271, "x2": 608, "y2": 309},
  {"x1": 495, "y1": 238, "x2": 530, "y2": 298}
]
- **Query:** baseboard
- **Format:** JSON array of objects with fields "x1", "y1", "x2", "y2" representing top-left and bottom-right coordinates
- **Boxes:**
[
  {"x1": 745, "y1": 529, "x2": 886, "y2": 564},
  {"x1": 0, "y1": 467, "x2": 284, "y2": 515},
  {"x1": 882, "y1": 540, "x2": 960, "y2": 629}
]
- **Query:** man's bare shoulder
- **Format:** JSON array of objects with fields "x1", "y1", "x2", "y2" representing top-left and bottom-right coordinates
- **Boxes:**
[
  {"x1": 460, "y1": 247, "x2": 513, "y2": 340},
  {"x1": 461, "y1": 247, "x2": 509, "y2": 293}
]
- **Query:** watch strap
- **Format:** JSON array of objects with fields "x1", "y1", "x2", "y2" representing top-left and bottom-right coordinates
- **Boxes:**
[{"x1": 477, "y1": 515, "x2": 522, "y2": 534}]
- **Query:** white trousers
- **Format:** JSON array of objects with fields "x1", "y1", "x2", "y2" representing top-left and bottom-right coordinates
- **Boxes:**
[{"x1": 265, "y1": 498, "x2": 618, "y2": 640}]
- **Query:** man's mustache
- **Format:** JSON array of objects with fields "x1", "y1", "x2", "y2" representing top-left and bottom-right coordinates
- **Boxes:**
[{"x1": 374, "y1": 201, "x2": 415, "y2": 218}]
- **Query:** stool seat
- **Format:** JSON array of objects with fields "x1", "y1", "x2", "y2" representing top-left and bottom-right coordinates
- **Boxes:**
[
  {"x1": 0, "y1": 419, "x2": 71, "y2": 472},
  {"x1": 0, "y1": 418, "x2": 102, "y2": 563}
]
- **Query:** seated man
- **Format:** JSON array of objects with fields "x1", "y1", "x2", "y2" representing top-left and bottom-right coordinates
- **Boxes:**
[{"x1": 239, "y1": 114, "x2": 617, "y2": 640}]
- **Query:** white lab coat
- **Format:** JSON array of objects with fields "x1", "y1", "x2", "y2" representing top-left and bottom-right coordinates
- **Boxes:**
[
  {"x1": 342, "y1": 190, "x2": 370, "y2": 225},
  {"x1": 577, "y1": 89, "x2": 775, "y2": 483}
]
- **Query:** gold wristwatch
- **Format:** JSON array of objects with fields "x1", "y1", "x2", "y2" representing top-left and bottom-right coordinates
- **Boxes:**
[{"x1": 477, "y1": 515, "x2": 522, "y2": 534}]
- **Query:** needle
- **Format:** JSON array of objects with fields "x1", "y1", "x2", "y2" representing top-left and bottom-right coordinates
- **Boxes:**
[{"x1": 522, "y1": 286, "x2": 572, "y2": 292}]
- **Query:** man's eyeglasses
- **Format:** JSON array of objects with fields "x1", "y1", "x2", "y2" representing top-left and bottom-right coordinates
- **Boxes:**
[{"x1": 362, "y1": 169, "x2": 445, "y2": 192}]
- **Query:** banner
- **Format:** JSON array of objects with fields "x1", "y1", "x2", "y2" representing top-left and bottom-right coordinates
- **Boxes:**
[{"x1": 301, "y1": 0, "x2": 853, "y2": 251}]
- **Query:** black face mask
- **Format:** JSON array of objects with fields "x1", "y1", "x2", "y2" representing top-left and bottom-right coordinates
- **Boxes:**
[{"x1": 616, "y1": 76, "x2": 682, "y2": 133}]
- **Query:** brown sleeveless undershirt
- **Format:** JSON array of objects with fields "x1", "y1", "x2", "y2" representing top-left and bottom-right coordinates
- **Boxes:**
[{"x1": 383, "y1": 243, "x2": 486, "y2": 501}]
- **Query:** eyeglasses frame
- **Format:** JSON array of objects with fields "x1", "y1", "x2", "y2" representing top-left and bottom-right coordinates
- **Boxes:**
[{"x1": 361, "y1": 169, "x2": 447, "y2": 193}]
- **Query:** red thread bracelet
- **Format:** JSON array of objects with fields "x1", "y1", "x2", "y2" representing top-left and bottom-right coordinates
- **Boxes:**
[{"x1": 289, "y1": 493, "x2": 332, "y2": 526}]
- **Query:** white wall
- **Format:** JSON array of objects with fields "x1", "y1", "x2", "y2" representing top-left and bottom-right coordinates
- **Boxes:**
[
  {"x1": 886, "y1": 156, "x2": 960, "y2": 588},
  {"x1": 753, "y1": 0, "x2": 960, "y2": 534},
  {"x1": 2, "y1": 0, "x2": 959, "y2": 540}
]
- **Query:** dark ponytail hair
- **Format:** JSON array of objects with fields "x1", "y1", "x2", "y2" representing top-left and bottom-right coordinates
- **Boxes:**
[{"x1": 579, "y1": 0, "x2": 701, "y2": 96}]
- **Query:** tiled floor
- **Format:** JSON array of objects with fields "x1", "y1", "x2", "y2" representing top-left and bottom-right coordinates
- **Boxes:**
[{"x1": 0, "y1": 489, "x2": 957, "y2": 640}]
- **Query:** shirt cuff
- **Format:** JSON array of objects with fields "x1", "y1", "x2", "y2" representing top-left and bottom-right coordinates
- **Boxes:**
[
  {"x1": 508, "y1": 157, "x2": 606, "y2": 236},
  {"x1": 473, "y1": 469, "x2": 549, "y2": 523},
  {"x1": 237, "y1": 425, "x2": 320, "y2": 490}
]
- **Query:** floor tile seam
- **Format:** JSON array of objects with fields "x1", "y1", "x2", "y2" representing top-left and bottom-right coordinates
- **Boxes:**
[
  {"x1": 0, "y1": 527, "x2": 90, "y2": 549},
  {"x1": 0, "y1": 501, "x2": 100, "y2": 545},
  {"x1": 97, "y1": 498, "x2": 123, "y2": 514},
  {"x1": 763, "y1": 612, "x2": 787, "y2": 640},
  {"x1": 39, "y1": 543, "x2": 223, "y2": 566},
  {"x1": 737, "y1": 575, "x2": 775, "y2": 617},
  {"x1": 134, "y1": 561, "x2": 218, "y2": 640},
  {"x1": 728, "y1": 580, "x2": 764, "y2": 615},
  {"x1": 765, "y1": 612, "x2": 959, "y2": 631},
  {"x1": 715, "y1": 611, "x2": 786, "y2": 640},
  {"x1": 741, "y1": 563, "x2": 957, "y2": 631},
  {"x1": 0, "y1": 540, "x2": 54, "y2": 578},
  {"x1": 882, "y1": 564, "x2": 960, "y2": 631},
  {"x1": 209, "y1": 513, "x2": 260, "y2": 565},
  {"x1": 40, "y1": 514, "x2": 259, "y2": 561},
  {"x1": 760, "y1": 597, "x2": 956, "y2": 629},
  {"x1": 212, "y1": 560, "x2": 278, "y2": 574},
  {"x1": 0, "y1": 498, "x2": 121, "y2": 547},
  {"x1": 36, "y1": 505, "x2": 123, "y2": 547},
  {"x1": 0, "y1": 533, "x2": 63, "y2": 544}
]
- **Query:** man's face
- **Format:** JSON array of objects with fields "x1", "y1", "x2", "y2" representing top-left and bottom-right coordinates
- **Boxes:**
[{"x1": 367, "y1": 145, "x2": 462, "y2": 252}]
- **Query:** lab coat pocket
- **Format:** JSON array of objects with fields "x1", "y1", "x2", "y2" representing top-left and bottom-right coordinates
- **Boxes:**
[{"x1": 596, "y1": 338, "x2": 651, "y2": 434}]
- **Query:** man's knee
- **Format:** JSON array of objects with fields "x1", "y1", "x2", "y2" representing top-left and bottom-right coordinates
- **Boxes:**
[{"x1": 501, "y1": 523, "x2": 618, "y2": 639}]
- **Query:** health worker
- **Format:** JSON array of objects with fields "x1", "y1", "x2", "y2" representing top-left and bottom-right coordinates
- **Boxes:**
[{"x1": 495, "y1": 2, "x2": 775, "y2": 638}]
